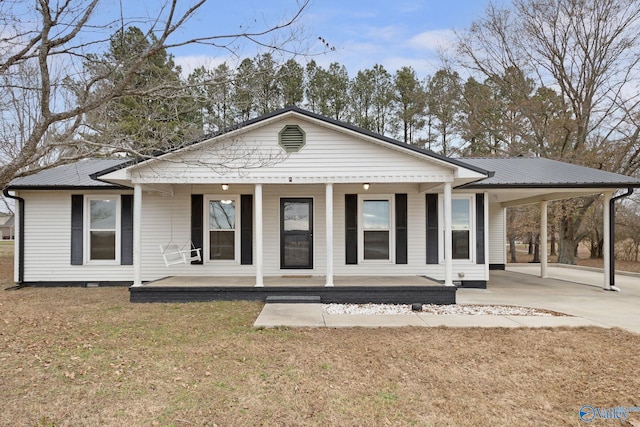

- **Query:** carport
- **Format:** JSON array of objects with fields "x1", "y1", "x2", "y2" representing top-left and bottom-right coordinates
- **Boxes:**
[
  {"x1": 458, "y1": 267, "x2": 640, "y2": 333},
  {"x1": 461, "y1": 157, "x2": 640, "y2": 290}
]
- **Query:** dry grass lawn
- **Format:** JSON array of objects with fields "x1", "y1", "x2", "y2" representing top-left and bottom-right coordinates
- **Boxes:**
[{"x1": 1, "y1": 243, "x2": 640, "y2": 426}]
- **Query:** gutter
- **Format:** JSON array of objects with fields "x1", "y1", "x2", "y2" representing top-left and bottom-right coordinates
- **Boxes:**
[
  {"x1": 608, "y1": 187, "x2": 634, "y2": 291},
  {"x1": 2, "y1": 188, "x2": 24, "y2": 286}
]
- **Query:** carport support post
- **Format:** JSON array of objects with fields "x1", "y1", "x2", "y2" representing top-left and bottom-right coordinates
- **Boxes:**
[
  {"x1": 133, "y1": 184, "x2": 142, "y2": 287},
  {"x1": 603, "y1": 192, "x2": 612, "y2": 290},
  {"x1": 444, "y1": 182, "x2": 453, "y2": 286},
  {"x1": 255, "y1": 184, "x2": 264, "y2": 287},
  {"x1": 325, "y1": 183, "x2": 334, "y2": 287},
  {"x1": 540, "y1": 201, "x2": 548, "y2": 279}
]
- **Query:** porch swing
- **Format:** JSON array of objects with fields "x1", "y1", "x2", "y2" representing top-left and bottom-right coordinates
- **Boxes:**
[{"x1": 160, "y1": 214, "x2": 202, "y2": 266}]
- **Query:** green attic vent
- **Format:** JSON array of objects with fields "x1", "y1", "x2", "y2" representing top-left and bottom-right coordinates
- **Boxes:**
[{"x1": 279, "y1": 125, "x2": 306, "y2": 153}]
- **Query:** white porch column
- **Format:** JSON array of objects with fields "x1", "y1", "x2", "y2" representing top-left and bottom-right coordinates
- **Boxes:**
[
  {"x1": 443, "y1": 182, "x2": 453, "y2": 286},
  {"x1": 540, "y1": 200, "x2": 548, "y2": 279},
  {"x1": 484, "y1": 192, "x2": 490, "y2": 280},
  {"x1": 603, "y1": 192, "x2": 612, "y2": 290},
  {"x1": 255, "y1": 183, "x2": 264, "y2": 287},
  {"x1": 325, "y1": 183, "x2": 334, "y2": 287},
  {"x1": 132, "y1": 184, "x2": 143, "y2": 287}
]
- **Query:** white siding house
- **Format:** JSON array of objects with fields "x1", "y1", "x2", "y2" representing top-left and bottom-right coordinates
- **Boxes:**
[{"x1": 6, "y1": 107, "x2": 640, "y2": 300}]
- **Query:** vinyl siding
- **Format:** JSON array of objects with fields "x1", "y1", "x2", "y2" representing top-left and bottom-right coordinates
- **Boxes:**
[
  {"x1": 130, "y1": 118, "x2": 454, "y2": 184},
  {"x1": 21, "y1": 190, "x2": 134, "y2": 282},
  {"x1": 19, "y1": 184, "x2": 489, "y2": 283}
]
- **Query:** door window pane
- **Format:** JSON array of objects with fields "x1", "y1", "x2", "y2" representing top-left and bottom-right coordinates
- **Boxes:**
[
  {"x1": 283, "y1": 201, "x2": 310, "y2": 231},
  {"x1": 283, "y1": 234, "x2": 310, "y2": 267}
]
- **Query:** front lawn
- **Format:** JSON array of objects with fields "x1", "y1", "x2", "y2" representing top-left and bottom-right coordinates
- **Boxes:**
[{"x1": 1, "y1": 246, "x2": 639, "y2": 426}]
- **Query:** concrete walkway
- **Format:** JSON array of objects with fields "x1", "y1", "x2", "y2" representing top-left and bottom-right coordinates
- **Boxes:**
[
  {"x1": 254, "y1": 266, "x2": 640, "y2": 333},
  {"x1": 254, "y1": 303, "x2": 605, "y2": 329}
]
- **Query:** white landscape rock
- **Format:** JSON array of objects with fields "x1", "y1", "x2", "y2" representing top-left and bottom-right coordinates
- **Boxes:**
[{"x1": 322, "y1": 303, "x2": 561, "y2": 316}]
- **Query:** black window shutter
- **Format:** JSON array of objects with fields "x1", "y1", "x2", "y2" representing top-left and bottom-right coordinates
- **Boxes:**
[
  {"x1": 395, "y1": 193, "x2": 408, "y2": 264},
  {"x1": 120, "y1": 195, "x2": 134, "y2": 265},
  {"x1": 240, "y1": 194, "x2": 253, "y2": 265},
  {"x1": 345, "y1": 194, "x2": 358, "y2": 264},
  {"x1": 426, "y1": 194, "x2": 439, "y2": 264},
  {"x1": 476, "y1": 193, "x2": 485, "y2": 264},
  {"x1": 71, "y1": 195, "x2": 84, "y2": 265},
  {"x1": 191, "y1": 195, "x2": 204, "y2": 265}
]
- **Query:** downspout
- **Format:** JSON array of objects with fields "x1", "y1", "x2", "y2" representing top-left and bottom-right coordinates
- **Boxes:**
[
  {"x1": 609, "y1": 187, "x2": 634, "y2": 292},
  {"x1": 2, "y1": 188, "x2": 24, "y2": 287}
]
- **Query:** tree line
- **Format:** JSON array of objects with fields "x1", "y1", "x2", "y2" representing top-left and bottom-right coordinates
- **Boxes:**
[
  {"x1": 84, "y1": 30, "x2": 603, "y2": 164},
  {"x1": 3, "y1": 0, "x2": 640, "y2": 266}
]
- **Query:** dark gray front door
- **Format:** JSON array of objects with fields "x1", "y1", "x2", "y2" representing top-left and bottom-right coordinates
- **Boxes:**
[{"x1": 280, "y1": 198, "x2": 313, "y2": 269}]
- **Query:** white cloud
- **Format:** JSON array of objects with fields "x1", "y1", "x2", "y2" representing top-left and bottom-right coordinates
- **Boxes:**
[{"x1": 408, "y1": 29, "x2": 456, "y2": 52}]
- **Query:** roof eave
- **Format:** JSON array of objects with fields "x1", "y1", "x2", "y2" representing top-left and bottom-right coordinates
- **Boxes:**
[
  {"x1": 6, "y1": 184, "x2": 130, "y2": 191},
  {"x1": 463, "y1": 182, "x2": 640, "y2": 189}
]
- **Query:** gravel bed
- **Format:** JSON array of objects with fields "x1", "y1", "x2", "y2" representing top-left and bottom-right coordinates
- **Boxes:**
[{"x1": 322, "y1": 303, "x2": 564, "y2": 316}]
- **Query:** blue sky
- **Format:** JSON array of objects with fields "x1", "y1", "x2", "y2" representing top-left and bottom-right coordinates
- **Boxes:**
[{"x1": 143, "y1": 0, "x2": 494, "y2": 78}]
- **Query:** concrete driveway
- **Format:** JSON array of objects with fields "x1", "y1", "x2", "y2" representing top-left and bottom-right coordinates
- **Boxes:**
[{"x1": 458, "y1": 266, "x2": 640, "y2": 334}]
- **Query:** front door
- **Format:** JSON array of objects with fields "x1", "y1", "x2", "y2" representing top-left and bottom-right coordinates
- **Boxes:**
[{"x1": 280, "y1": 198, "x2": 313, "y2": 269}]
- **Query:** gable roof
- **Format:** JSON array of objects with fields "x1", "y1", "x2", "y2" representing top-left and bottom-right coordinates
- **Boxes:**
[
  {"x1": 461, "y1": 157, "x2": 640, "y2": 188},
  {"x1": 6, "y1": 159, "x2": 128, "y2": 190},
  {"x1": 93, "y1": 106, "x2": 491, "y2": 179},
  {"x1": 6, "y1": 110, "x2": 640, "y2": 191}
]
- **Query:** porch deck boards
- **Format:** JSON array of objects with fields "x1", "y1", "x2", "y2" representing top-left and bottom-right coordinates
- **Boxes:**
[{"x1": 129, "y1": 275, "x2": 456, "y2": 304}]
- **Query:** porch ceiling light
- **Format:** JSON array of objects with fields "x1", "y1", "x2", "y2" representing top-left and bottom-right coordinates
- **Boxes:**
[
  {"x1": 363, "y1": 183, "x2": 370, "y2": 191},
  {"x1": 221, "y1": 184, "x2": 229, "y2": 191}
]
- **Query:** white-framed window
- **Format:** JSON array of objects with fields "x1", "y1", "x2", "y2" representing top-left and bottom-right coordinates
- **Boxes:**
[
  {"x1": 86, "y1": 196, "x2": 120, "y2": 263},
  {"x1": 359, "y1": 195, "x2": 394, "y2": 263},
  {"x1": 206, "y1": 196, "x2": 240, "y2": 262},
  {"x1": 440, "y1": 194, "x2": 474, "y2": 262}
]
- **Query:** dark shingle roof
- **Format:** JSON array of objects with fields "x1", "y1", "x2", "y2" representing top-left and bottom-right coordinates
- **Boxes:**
[
  {"x1": 460, "y1": 157, "x2": 640, "y2": 188},
  {"x1": 6, "y1": 159, "x2": 129, "y2": 189}
]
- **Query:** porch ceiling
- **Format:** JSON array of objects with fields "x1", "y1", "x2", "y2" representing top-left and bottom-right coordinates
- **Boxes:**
[{"x1": 487, "y1": 187, "x2": 616, "y2": 207}]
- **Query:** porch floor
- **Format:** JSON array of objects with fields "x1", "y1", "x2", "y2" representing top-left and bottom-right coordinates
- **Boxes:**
[{"x1": 130, "y1": 275, "x2": 455, "y2": 304}]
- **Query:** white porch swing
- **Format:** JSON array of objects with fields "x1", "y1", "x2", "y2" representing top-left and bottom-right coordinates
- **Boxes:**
[{"x1": 160, "y1": 214, "x2": 201, "y2": 266}]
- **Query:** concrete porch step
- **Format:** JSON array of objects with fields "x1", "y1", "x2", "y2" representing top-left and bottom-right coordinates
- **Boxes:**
[{"x1": 265, "y1": 295, "x2": 321, "y2": 304}]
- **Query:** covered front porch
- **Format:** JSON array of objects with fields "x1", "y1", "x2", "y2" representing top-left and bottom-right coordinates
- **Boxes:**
[{"x1": 129, "y1": 275, "x2": 456, "y2": 304}]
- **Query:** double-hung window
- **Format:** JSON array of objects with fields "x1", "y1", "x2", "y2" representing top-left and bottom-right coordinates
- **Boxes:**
[
  {"x1": 451, "y1": 197, "x2": 472, "y2": 260},
  {"x1": 208, "y1": 197, "x2": 238, "y2": 261},
  {"x1": 87, "y1": 196, "x2": 120, "y2": 262},
  {"x1": 360, "y1": 196, "x2": 394, "y2": 262}
]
